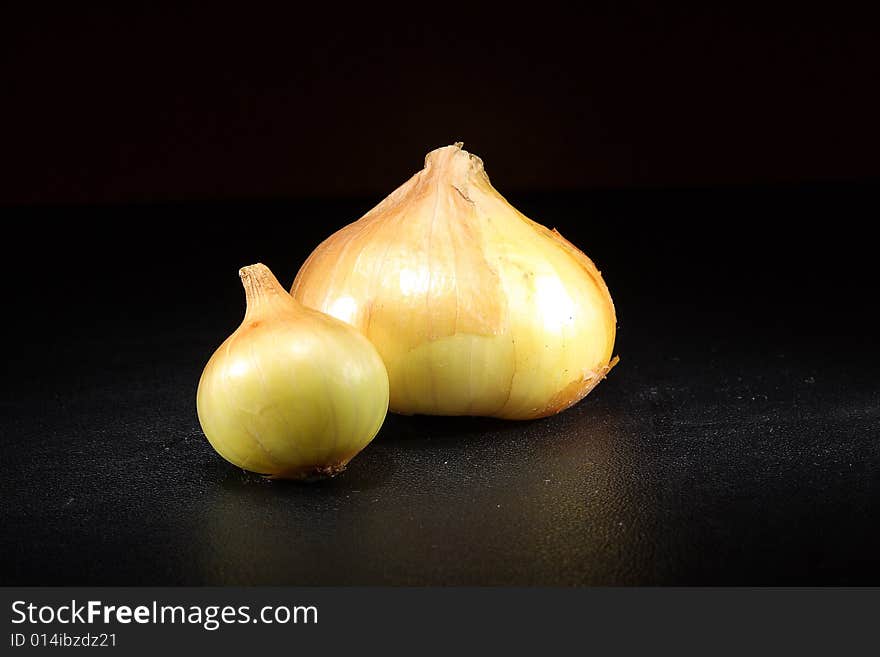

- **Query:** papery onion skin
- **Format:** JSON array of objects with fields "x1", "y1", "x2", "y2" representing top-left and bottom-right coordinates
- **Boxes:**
[
  {"x1": 197, "y1": 263, "x2": 389, "y2": 479},
  {"x1": 291, "y1": 144, "x2": 617, "y2": 420}
]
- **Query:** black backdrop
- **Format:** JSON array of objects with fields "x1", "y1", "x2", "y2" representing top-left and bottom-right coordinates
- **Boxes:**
[{"x1": 2, "y1": 3, "x2": 879, "y2": 205}]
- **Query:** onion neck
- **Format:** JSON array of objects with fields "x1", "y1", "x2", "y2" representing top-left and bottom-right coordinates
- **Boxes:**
[
  {"x1": 240, "y1": 263, "x2": 292, "y2": 320},
  {"x1": 423, "y1": 142, "x2": 489, "y2": 195}
]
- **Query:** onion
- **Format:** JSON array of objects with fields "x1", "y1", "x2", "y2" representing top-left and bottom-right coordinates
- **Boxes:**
[
  {"x1": 197, "y1": 264, "x2": 389, "y2": 478},
  {"x1": 292, "y1": 143, "x2": 617, "y2": 419}
]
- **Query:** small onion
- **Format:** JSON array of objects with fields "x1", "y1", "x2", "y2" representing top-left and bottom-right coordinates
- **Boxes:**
[
  {"x1": 291, "y1": 143, "x2": 617, "y2": 420},
  {"x1": 197, "y1": 263, "x2": 389, "y2": 479}
]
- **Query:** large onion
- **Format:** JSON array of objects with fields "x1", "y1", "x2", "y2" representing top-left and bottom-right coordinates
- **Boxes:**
[{"x1": 292, "y1": 143, "x2": 617, "y2": 419}]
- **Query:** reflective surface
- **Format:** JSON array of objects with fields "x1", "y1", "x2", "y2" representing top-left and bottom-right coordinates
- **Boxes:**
[
  {"x1": 2, "y1": 312, "x2": 877, "y2": 585},
  {"x1": 2, "y1": 186, "x2": 878, "y2": 585}
]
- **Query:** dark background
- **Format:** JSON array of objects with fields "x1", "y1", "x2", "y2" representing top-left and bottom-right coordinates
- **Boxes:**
[
  {"x1": 2, "y1": 3, "x2": 879, "y2": 205},
  {"x1": 1, "y1": 3, "x2": 878, "y2": 585}
]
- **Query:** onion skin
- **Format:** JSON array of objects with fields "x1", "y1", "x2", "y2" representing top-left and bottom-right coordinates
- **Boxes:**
[
  {"x1": 291, "y1": 144, "x2": 617, "y2": 420},
  {"x1": 197, "y1": 264, "x2": 389, "y2": 479}
]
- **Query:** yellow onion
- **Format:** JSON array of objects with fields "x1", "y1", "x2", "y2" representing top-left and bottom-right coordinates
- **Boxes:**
[
  {"x1": 291, "y1": 143, "x2": 617, "y2": 420},
  {"x1": 197, "y1": 263, "x2": 389, "y2": 479}
]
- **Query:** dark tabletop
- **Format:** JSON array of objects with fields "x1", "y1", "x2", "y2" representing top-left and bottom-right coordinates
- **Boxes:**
[{"x1": 2, "y1": 183, "x2": 878, "y2": 585}]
